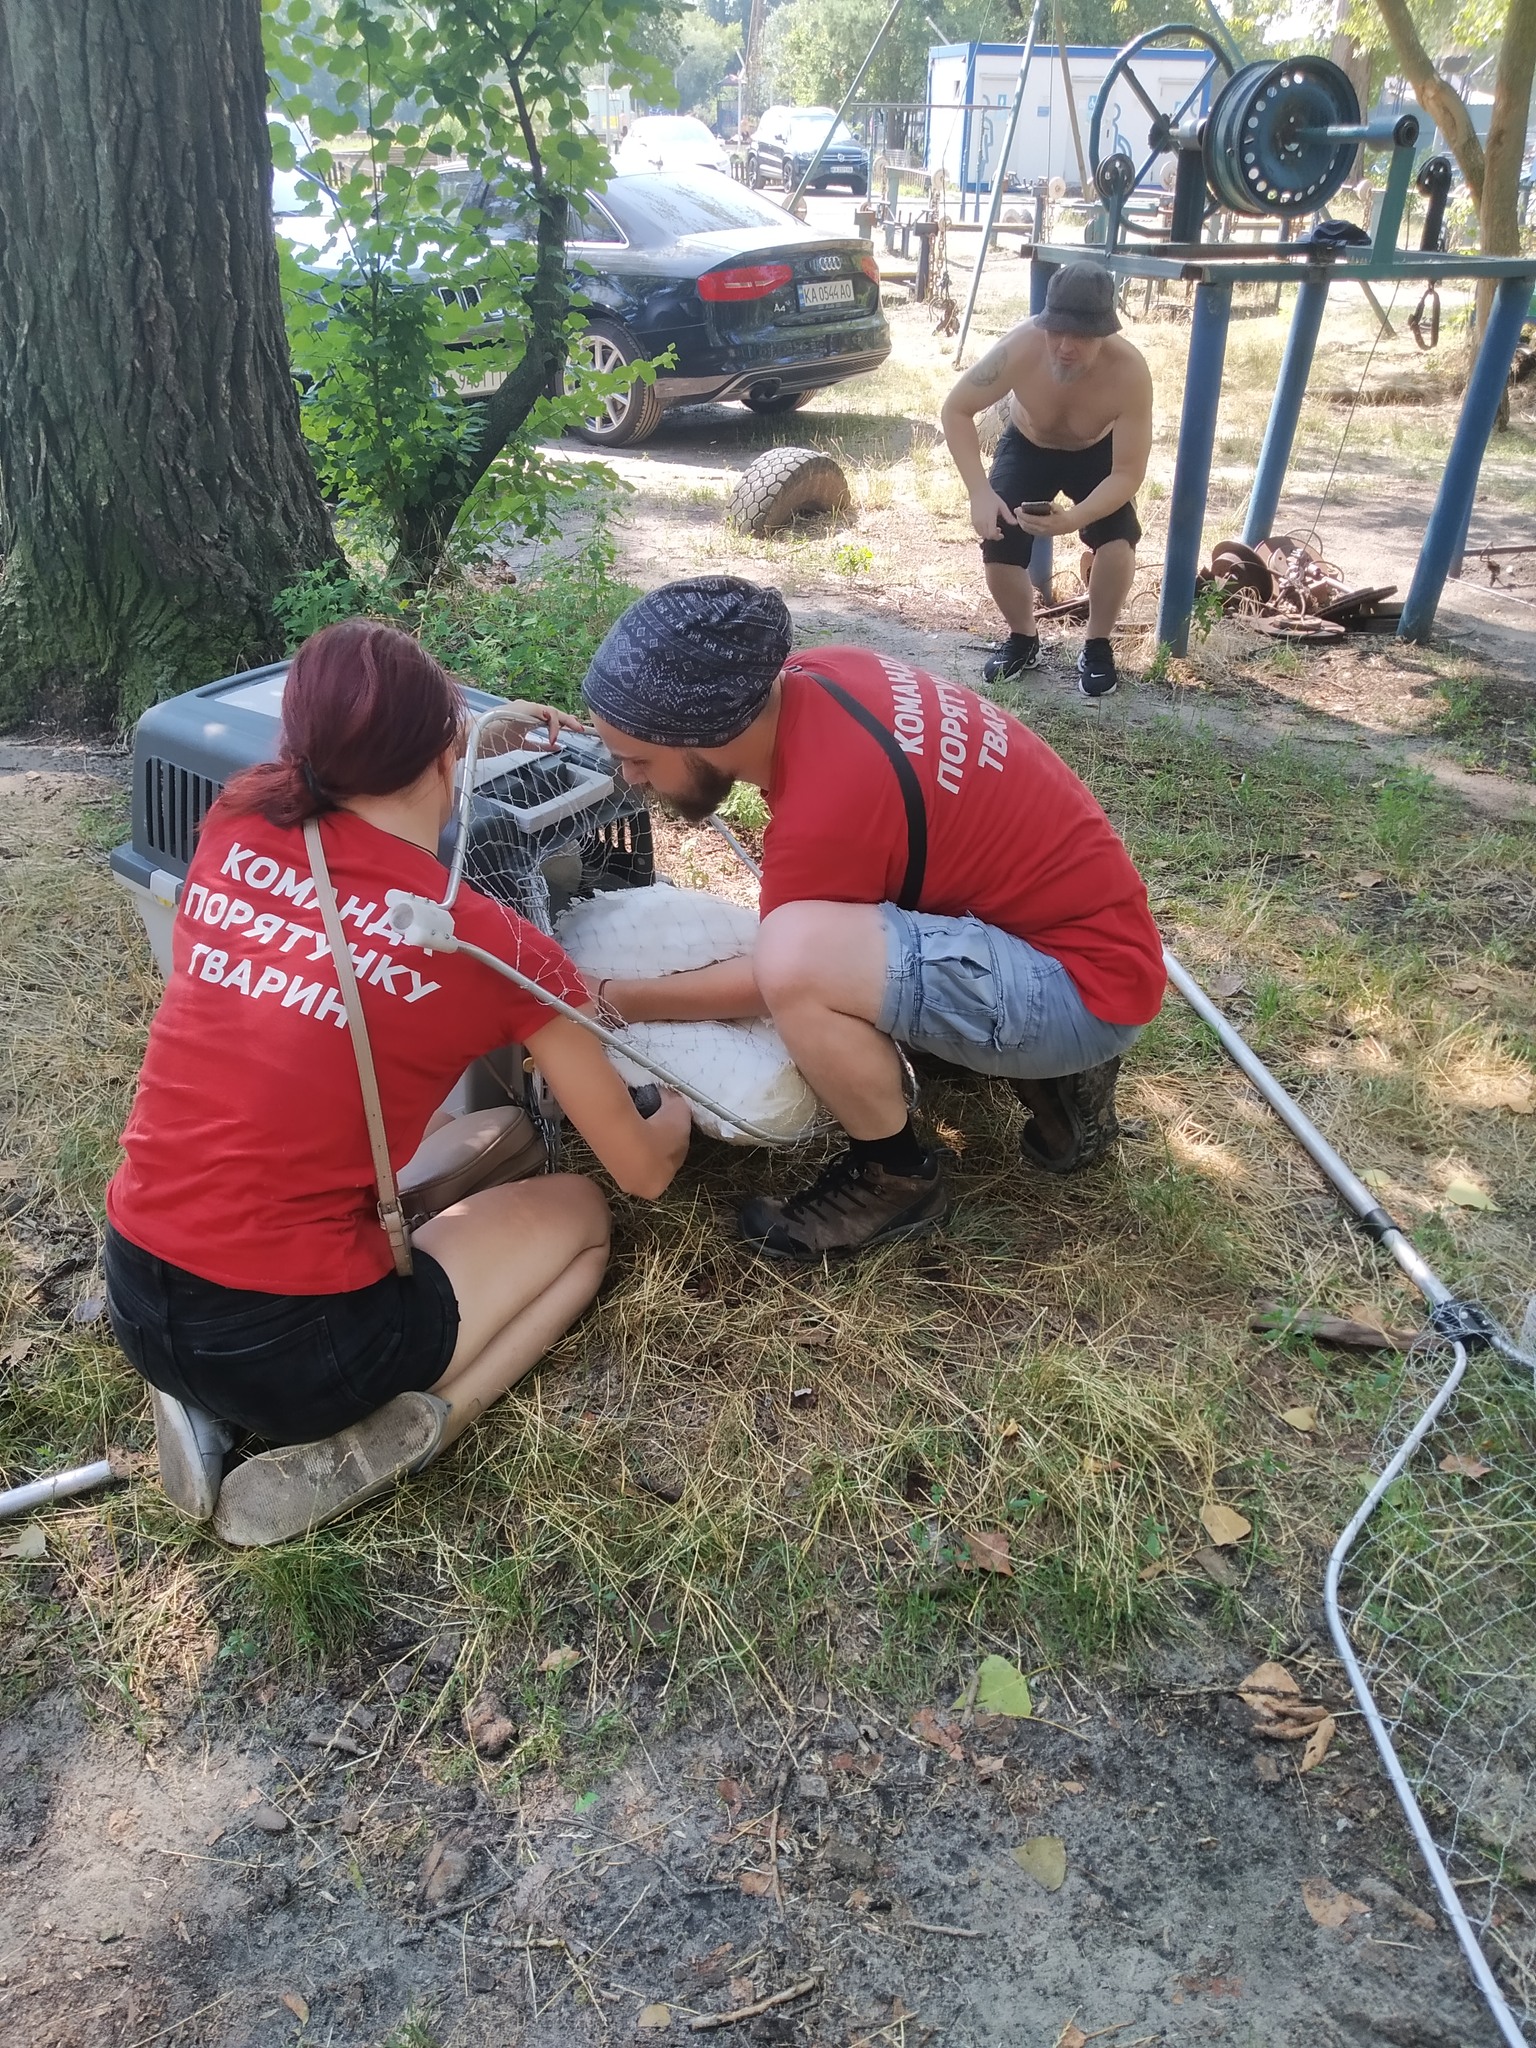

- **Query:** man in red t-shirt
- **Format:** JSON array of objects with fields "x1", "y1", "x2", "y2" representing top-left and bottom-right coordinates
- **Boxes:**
[{"x1": 581, "y1": 576, "x2": 1164, "y2": 1260}]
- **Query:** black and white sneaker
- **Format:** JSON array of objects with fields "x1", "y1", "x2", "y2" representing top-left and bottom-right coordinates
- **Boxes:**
[
  {"x1": 1077, "y1": 638, "x2": 1119, "y2": 698},
  {"x1": 150, "y1": 1387, "x2": 234, "y2": 1521},
  {"x1": 982, "y1": 632, "x2": 1043, "y2": 684}
]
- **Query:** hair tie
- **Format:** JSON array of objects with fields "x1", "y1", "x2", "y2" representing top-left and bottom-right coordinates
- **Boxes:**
[{"x1": 299, "y1": 759, "x2": 329, "y2": 805}]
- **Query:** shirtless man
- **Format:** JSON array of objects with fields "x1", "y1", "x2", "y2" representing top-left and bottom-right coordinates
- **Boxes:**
[{"x1": 941, "y1": 261, "x2": 1153, "y2": 700}]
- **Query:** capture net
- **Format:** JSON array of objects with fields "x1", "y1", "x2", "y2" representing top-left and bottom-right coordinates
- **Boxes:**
[{"x1": 1334, "y1": 1336, "x2": 1536, "y2": 2036}]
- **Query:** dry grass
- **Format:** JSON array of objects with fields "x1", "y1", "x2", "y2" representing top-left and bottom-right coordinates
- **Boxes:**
[{"x1": 2, "y1": 725, "x2": 1533, "y2": 1765}]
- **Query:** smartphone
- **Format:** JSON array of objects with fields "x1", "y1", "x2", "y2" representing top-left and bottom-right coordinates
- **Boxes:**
[{"x1": 1017, "y1": 499, "x2": 1057, "y2": 515}]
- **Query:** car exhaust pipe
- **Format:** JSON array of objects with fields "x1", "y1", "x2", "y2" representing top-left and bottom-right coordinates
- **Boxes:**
[{"x1": 749, "y1": 380, "x2": 783, "y2": 405}]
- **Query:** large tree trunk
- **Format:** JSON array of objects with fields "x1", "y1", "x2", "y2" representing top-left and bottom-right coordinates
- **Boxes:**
[
  {"x1": 1481, "y1": 0, "x2": 1536, "y2": 264},
  {"x1": 0, "y1": 0, "x2": 342, "y2": 727}
]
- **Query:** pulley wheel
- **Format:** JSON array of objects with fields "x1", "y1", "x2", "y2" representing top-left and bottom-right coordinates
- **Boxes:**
[
  {"x1": 1204, "y1": 58, "x2": 1360, "y2": 218},
  {"x1": 1086, "y1": 24, "x2": 1234, "y2": 240}
]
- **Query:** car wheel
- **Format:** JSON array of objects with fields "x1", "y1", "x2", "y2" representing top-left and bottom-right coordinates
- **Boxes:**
[
  {"x1": 565, "y1": 320, "x2": 664, "y2": 448},
  {"x1": 742, "y1": 389, "x2": 819, "y2": 416},
  {"x1": 851, "y1": 179, "x2": 869, "y2": 197},
  {"x1": 747, "y1": 154, "x2": 763, "y2": 188},
  {"x1": 729, "y1": 445, "x2": 851, "y2": 538}
]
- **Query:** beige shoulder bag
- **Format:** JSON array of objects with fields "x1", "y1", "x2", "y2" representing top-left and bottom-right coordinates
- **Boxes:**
[{"x1": 304, "y1": 820, "x2": 547, "y2": 1280}]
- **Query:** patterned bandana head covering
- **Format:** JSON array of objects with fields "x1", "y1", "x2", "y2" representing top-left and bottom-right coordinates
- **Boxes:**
[{"x1": 581, "y1": 576, "x2": 792, "y2": 748}]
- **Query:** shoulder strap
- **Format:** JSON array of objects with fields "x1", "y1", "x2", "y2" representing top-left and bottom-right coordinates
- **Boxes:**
[
  {"x1": 805, "y1": 670, "x2": 927, "y2": 911},
  {"x1": 304, "y1": 819, "x2": 414, "y2": 1279}
]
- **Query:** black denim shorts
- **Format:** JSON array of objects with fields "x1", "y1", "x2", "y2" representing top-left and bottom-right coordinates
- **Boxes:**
[
  {"x1": 104, "y1": 1225, "x2": 460, "y2": 1445},
  {"x1": 982, "y1": 425, "x2": 1142, "y2": 569}
]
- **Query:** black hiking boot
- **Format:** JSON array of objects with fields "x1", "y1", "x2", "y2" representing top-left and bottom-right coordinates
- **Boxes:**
[
  {"x1": 1012, "y1": 1058, "x2": 1124, "y2": 1173},
  {"x1": 738, "y1": 1148, "x2": 949, "y2": 1261},
  {"x1": 983, "y1": 632, "x2": 1043, "y2": 684}
]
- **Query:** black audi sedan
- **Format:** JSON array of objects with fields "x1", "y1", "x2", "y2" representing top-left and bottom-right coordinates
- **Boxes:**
[{"x1": 446, "y1": 170, "x2": 890, "y2": 447}]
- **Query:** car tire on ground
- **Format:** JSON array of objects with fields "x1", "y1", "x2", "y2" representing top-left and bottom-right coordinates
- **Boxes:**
[
  {"x1": 730, "y1": 445, "x2": 852, "y2": 537},
  {"x1": 742, "y1": 389, "x2": 819, "y2": 417},
  {"x1": 747, "y1": 154, "x2": 763, "y2": 187},
  {"x1": 565, "y1": 320, "x2": 664, "y2": 448},
  {"x1": 851, "y1": 180, "x2": 869, "y2": 197}
]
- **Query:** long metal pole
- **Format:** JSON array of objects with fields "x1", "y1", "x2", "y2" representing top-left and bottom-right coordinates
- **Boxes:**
[
  {"x1": 0, "y1": 1458, "x2": 125, "y2": 1521},
  {"x1": 786, "y1": 0, "x2": 905, "y2": 210},
  {"x1": 1155, "y1": 280, "x2": 1232, "y2": 656},
  {"x1": 1241, "y1": 273, "x2": 1331, "y2": 547},
  {"x1": 1164, "y1": 945, "x2": 1529, "y2": 2045},
  {"x1": 953, "y1": 0, "x2": 1046, "y2": 365},
  {"x1": 1400, "y1": 272, "x2": 1534, "y2": 641}
]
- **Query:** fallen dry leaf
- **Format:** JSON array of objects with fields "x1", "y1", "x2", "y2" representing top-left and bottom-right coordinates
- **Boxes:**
[
  {"x1": 738, "y1": 1870, "x2": 774, "y2": 1896},
  {"x1": 1, "y1": 1524, "x2": 46, "y2": 1561},
  {"x1": 716, "y1": 1776, "x2": 744, "y2": 1814},
  {"x1": 1450, "y1": 974, "x2": 1484, "y2": 994},
  {"x1": 999, "y1": 1416, "x2": 1022, "y2": 1441},
  {"x1": 1439, "y1": 1451, "x2": 1493, "y2": 1480},
  {"x1": 1300, "y1": 1715, "x2": 1337, "y2": 1772},
  {"x1": 1280, "y1": 1405, "x2": 1318, "y2": 1433},
  {"x1": 911, "y1": 1706, "x2": 965, "y2": 1758},
  {"x1": 1238, "y1": 1660, "x2": 1300, "y2": 1710},
  {"x1": 847, "y1": 1887, "x2": 873, "y2": 1912},
  {"x1": 1199, "y1": 1502, "x2": 1252, "y2": 1548},
  {"x1": 1013, "y1": 1836, "x2": 1067, "y2": 1892},
  {"x1": 280, "y1": 1993, "x2": 310, "y2": 2024},
  {"x1": 1301, "y1": 1876, "x2": 1369, "y2": 1928},
  {"x1": 1082, "y1": 1454, "x2": 1125, "y2": 1475},
  {"x1": 1358, "y1": 1168, "x2": 1392, "y2": 1190},
  {"x1": 1055, "y1": 2025, "x2": 1090, "y2": 2048},
  {"x1": 1351, "y1": 870, "x2": 1386, "y2": 889},
  {"x1": 789, "y1": 1321, "x2": 834, "y2": 1347},
  {"x1": 1442, "y1": 1177, "x2": 1498, "y2": 1212},
  {"x1": 637, "y1": 2003, "x2": 672, "y2": 2031},
  {"x1": 961, "y1": 1528, "x2": 1013, "y2": 1576},
  {"x1": 1211, "y1": 971, "x2": 1246, "y2": 1000},
  {"x1": 974, "y1": 1755, "x2": 1006, "y2": 1781},
  {"x1": 537, "y1": 1645, "x2": 582, "y2": 1674}
]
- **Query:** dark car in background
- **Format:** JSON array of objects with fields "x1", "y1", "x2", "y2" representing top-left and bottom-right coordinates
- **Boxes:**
[
  {"x1": 444, "y1": 170, "x2": 889, "y2": 447},
  {"x1": 747, "y1": 107, "x2": 870, "y2": 196}
]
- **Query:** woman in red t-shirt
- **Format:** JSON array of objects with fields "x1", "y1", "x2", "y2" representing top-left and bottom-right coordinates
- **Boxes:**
[{"x1": 105, "y1": 620, "x2": 691, "y2": 1547}]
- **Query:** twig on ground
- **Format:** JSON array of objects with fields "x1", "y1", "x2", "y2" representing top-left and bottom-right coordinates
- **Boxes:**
[
  {"x1": 767, "y1": 1766, "x2": 789, "y2": 1918},
  {"x1": 414, "y1": 1873, "x2": 520, "y2": 1926},
  {"x1": 904, "y1": 1920, "x2": 984, "y2": 1938},
  {"x1": 689, "y1": 1975, "x2": 821, "y2": 2031}
]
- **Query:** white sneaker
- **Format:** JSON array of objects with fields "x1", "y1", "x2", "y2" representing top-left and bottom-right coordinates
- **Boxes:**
[
  {"x1": 211, "y1": 1392, "x2": 451, "y2": 1549},
  {"x1": 150, "y1": 1386, "x2": 234, "y2": 1521}
]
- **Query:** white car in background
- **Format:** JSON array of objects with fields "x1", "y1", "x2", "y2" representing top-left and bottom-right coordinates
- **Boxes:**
[{"x1": 613, "y1": 115, "x2": 730, "y2": 179}]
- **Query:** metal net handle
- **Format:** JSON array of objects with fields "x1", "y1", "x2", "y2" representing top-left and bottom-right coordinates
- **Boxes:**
[{"x1": 444, "y1": 703, "x2": 553, "y2": 912}]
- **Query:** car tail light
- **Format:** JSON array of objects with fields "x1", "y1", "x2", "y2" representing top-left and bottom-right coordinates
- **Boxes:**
[
  {"x1": 697, "y1": 263, "x2": 793, "y2": 301},
  {"x1": 858, "y1": 253, "x2": 880, "y2": 283}
]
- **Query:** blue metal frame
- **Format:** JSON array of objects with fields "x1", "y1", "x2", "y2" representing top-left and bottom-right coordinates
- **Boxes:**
[
  {"x1": 1242, "y1": 274, "x2": 1330, "y2": 545},
  {"x1": 1027, "y1": 254, "x2": 1058, "y2": 597},
  {"x1": 1156, "y1": 280, "x2": 1233, "y2": 653},
  {"x1": 1400, "y1": 273, "x2": 1533, "y2": 640}
]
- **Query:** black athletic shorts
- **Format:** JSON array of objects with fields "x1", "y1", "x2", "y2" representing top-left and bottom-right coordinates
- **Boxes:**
[
  {"x1": 981, "y1": 424, "x2": 1142, "y2": 570},
  {"x1": 104, "y1": 1223, "x2": 460, "y2": 1445}
]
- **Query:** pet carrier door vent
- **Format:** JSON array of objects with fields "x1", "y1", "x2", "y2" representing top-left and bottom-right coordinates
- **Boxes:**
[{"x1": 142, "y1": 757, "x2": 219, "y2": 866}]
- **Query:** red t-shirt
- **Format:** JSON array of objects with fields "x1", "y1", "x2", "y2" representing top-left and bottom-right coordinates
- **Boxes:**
[
  {"x1": 761, "y1": 649, "x2": 1164, "y2": 1025},
  {"x1": 107, "y1": 804, "x2": 588, "y2": 1295}
]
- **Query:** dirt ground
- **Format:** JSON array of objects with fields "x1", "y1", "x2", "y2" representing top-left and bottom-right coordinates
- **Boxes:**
[{"x1": 0, "y1": 1647, "x2": 1495, "y2": 2048}]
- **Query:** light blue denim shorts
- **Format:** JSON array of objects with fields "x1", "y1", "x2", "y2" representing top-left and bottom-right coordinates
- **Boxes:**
[{"x1": 877, "y1": 907, "x2": 1143, "y2": 1080}]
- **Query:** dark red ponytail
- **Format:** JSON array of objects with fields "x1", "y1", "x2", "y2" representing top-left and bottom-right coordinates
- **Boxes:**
[{"x1": 221, "y1": 619, "x2": 465, "y2": 828}]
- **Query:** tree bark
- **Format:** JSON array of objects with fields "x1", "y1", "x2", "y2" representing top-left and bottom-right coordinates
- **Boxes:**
[
  {"x1": 0, "y1": 0, "x2": 343, "y2": 727},
  {"x1": 1371, "y1": 0, "x2": 1486, "y2": 202},
  {"x1": 1481, "y1": 0, "x2": 1536, "y2": 262}
]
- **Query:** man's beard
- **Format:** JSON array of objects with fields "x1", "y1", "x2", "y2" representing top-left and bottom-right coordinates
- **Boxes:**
[
  {"x1": 664, "y1": 753, "x2": 737, "y2": 824},
  {"x1": 1048, "y1": 356, "x2": 1087, "y2": 384}
]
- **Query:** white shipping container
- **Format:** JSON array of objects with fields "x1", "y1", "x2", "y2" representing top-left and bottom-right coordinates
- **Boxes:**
[{"x1": 924, "y1": 42, "x2": 1219, "y2": 198}]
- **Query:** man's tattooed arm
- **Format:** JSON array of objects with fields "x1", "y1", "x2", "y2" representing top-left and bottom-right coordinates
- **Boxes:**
[{"x1": 963, "y1": 340, "x2": 1012, "y2": 392}]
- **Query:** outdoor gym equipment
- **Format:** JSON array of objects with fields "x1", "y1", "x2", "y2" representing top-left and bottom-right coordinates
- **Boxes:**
[{"x1": 1019, "y1": 23, "x2": 1536, "y2": 653}]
